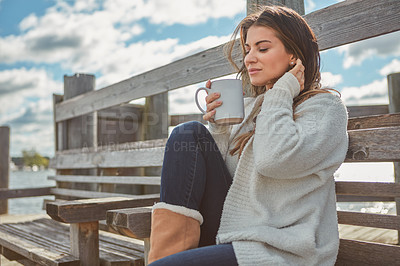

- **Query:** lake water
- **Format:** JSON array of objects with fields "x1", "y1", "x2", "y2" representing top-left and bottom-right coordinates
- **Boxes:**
[
  {"x1": 8, "y1": 169, "x2": 56, "y2": 214},
  {"x1": 4, "y1": 162, "x2": 397, "y2": 215}
]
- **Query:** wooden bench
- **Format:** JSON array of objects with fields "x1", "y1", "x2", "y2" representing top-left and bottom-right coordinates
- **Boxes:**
[
  {"x1": 106, "y1": 112, "x2": 400, "y2": 266},
  {"x1": 1, "y1": 0, "x2": 399, "y2": 265}
]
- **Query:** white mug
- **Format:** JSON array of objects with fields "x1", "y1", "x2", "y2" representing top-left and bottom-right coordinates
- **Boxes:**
[{"x1": 195, "y1": 79, "x2": 244, "y2": 125}]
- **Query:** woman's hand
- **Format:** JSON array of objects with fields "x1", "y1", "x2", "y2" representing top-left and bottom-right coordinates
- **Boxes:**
[
  {"x1": 202, "y1": 80, "x2": 223, "y2": 123},
  {"x1": 289, "y1": 58, "x2": 305, "y2": 92}
]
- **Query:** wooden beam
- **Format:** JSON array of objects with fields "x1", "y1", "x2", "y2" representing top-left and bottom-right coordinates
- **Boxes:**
[
  {"x1": 70, "y1": 221, "x2": 99, "y2": 266},
  {"x1": 338, "y1": 211, "x2": 400, "y2": 230},
  {"x1": 247, "y1": 0, "x2": 304, "y2": 15},
  {"x1": 335, "y1": 181, "x2": 400, "y2": 197},
  {"x1": 48, "y1": 175, "x2": 161, "y2": 185},
  {"x1": 345, "y1": 126, "x2": 400, "y2": 162},
  {"x1": 0, "y1": 126, "x2": 9, "y2": 214},
  {"x1": 107, "y1": 207, "x2": 152, "y2": 239},
  {"x1": 50, "y1": 188, "x2": 160, "y2": 200},
  {"x1": 0, "y1": 230, "x2": 80, "y2": 266},
  {"x1": 51, "y1": 146, "x2": 165, "y2": 169},
  {"x1": 347, "y1": 113, "x2": 400, "y2": 130},
  {"x1": 0, "y1": 187, "x2": 54, "y2": 200},
  {"x1": 387, "y1": 72, "x2": 400, "y2": 242},
  {"x1": 337, "y1": 239, "x2": 400, "y2": 266},
  {"x1": 54, "y1": 0, "x2": 400, "y2": 122},
  {"x1": 347, "y1": 105, "x2": 389, "y2": 118},
  {"x1": 47, "y1": 196, "x2": 159, "y2": 223}
]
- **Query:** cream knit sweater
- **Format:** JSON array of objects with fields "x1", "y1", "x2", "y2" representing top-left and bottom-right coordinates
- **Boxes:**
[{"x1": 209, "y1": 73, "x2": 348, "y2": 266}]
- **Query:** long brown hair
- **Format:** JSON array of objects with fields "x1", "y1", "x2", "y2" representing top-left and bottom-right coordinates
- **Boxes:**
[{"x1": 227, "y1": 5, "x2": 338, "y2": 157}]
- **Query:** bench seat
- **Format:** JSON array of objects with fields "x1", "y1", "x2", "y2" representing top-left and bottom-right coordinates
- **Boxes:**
[{"x1": 0, "y1": 218, "x2": 144, "y2": 266}]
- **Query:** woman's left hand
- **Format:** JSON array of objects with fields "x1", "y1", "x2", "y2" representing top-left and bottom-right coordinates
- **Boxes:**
[{"x1": 289, "y1": 58, "x2": 305, "y2": 92}]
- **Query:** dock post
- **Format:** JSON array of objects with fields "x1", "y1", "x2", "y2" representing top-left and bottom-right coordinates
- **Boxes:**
[
  {"x1": 0, "y1": 126, "x2": 10, "y2": 214},
  {"x1": 388, "y1": 72, "x2": 400, "y2": 244}
]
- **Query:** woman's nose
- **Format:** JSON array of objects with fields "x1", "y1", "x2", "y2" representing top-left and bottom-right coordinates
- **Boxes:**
[{"x1": 244, "y1": 51, "x2": 257, "y2": 66}]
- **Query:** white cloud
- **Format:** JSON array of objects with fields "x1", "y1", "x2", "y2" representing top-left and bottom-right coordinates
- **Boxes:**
[
  {"x1": 305, "y1": 0, "x2": 316, "y2": 14},
  {"x1": 338, "y1": 32, "x2": 400, "y2": 69},
  {"x1": 320, "y1": 72, "x2": 343, "y2": 88},
  {"x1": 379, "y1": 59, "x2": 400, "y2": 76},
  {"x1": 340, "y1": 78, "x2": 388, "y2": 106},
  {"x1": 0, "y1": 0, "x2": 234, "y2": 89},
  {"x1": 0, "y1": 68, "x2": 62, "y2": 156}
]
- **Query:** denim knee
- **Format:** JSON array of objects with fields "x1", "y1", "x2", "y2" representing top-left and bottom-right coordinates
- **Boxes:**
[{"x1": 170, "y1": 121, "x2": 207, "y2": 139}]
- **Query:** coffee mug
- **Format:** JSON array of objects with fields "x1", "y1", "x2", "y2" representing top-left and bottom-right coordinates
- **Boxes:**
[{"x1": 195, "y1": 79, "x2": 244, "y2": 125}]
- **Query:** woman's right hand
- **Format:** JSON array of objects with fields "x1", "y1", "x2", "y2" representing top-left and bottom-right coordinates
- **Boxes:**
[{"x1": 202, "y1": 80, "x2": 223, "y2": 123}]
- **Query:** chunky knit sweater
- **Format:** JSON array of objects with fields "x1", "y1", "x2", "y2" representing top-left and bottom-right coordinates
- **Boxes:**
[{"x1": 208, "y1": 73, "x2": 348, "y2": 266}]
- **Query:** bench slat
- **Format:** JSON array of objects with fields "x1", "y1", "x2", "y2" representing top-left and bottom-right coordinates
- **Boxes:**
[
  {"x1": 51, "y1": 147, "x2": 165, "y2": 169},
  {"x1": 338, "y1": 211, "x2": 400, "y2": 230},
  {"x1": 0, "y1": 187, "x2": 54, "y2": 200},
  {"x1": 47, "y1": 196, "x2": 159, "y2": 223},
  {"x1": 347, "y1": 113, "x2": 400, "y2": 130},
  {"x1": 336, "y1": 181, "x2": 400, "y2": 197},
  {"x1": 0, "y1": 229, "x2": 79, "y2": 266},
  {"x1": 107, "y1": 207, "x2": 152, "y2": 239},
  {"x1": 336, "y1": 195, "x2": 395, "y2": 202},
  {"x1": 336, "y1": 239, "x2": 400, "y2": 266},
  {"x1": 345, "y1": 126, "x2": 400, "y2": 162},
  {"x1": 48, "y1": 175, "x2": 161, "y2": 185}
]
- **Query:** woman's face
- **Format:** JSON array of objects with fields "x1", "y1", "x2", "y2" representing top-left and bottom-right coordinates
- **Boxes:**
[{"x1": 244, "y1": 25, "x2": 294, "y2": 89}]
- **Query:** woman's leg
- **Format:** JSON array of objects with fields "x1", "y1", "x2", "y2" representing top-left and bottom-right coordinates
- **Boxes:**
[
  {"x1": 160, "y1": 121, "x2": 233, "y2": 246},
  {"x1": 149, "y1": 243, "x2": 238, "y2": 266}
]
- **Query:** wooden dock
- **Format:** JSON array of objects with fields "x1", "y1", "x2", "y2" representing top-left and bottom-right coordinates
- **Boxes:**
[{"x1": 0, "y1": 213, "x2": 397, "y2": 266}]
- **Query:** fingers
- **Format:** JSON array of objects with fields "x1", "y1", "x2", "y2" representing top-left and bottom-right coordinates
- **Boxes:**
[
  {"x1": 289, "y1": 59, "x2": 305, "y2": 91},
  {"x1": 202, "y1": 80, "x2": 222, "y2": 122}
]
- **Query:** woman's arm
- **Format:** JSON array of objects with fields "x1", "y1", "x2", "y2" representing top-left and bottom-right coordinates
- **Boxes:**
[{"x1": 253, "y1": 72, "x2": 348, "y2": 179}]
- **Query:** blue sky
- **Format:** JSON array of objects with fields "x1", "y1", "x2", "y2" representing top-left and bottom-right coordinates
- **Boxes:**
[{"x1": 0, "y1": 0, "x2": 399, "y2": 157}]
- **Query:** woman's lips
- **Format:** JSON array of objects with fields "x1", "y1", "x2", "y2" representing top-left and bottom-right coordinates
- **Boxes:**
[{"x1": 248, "y1": 68, "x2": 261, "y2": 75}]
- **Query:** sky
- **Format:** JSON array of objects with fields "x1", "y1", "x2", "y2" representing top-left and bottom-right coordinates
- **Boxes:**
[{"x1": 0, "y1": 0, "x2": 399, "y2": 158}]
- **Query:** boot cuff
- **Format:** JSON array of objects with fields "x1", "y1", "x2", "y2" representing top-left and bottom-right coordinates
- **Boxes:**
[{"x1": 153, "y1": 202, "x2": 204, "y2": 225}]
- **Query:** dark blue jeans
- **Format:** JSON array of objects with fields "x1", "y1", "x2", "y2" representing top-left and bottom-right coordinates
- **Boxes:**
[{"x1": 153, "y1": 121, "x2": 238, "y2": 265}]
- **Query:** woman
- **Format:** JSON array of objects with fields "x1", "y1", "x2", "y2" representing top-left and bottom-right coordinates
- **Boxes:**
[{"x1": 148, "y1": 5, "x2": 348, "y2": 266}]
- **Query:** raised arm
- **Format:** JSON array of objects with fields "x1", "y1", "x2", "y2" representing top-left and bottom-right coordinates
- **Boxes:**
[{"x1": 253, "y1": 72, "x2": 348, "y2": 180}]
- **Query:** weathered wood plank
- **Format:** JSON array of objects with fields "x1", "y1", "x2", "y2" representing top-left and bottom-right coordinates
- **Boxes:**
[
  {"x1": 347, "y1": 112, "x2": 400, "y2": 130},
  {"x1": 347, "y1": 105, "x2": 389, "y2": 118},
  {"x1": 0, "y1": 229, "x2": 80, "y2": 266},
  {"x1": 51, "y1": 146, "x2": 165, "y2": 169},
  {"x1": 338, "y1": 211, "x2": 400, "y2": 230},
  {"x1": 335, "y1": 182, "x2": 400, "y2": 197},
  {"x1": 107, "y1": 207, "x2": 152, "y2": 239},
  {"x1": 50, "y1": 188, "x2": 143, "y2": 199},
  {"x1": 345, "y1": 126, "x2": 400, "y2": 162},
  {"x1": 47, "y1": 196, "x2": 159, "y2": 223},
  {"x1": 0, "y1": 187, "x2": 54, "y2": 200},
  {"x1": 54, "y1": 0, "x2": 400, "y2": 122},
  {"x1": 70, "y1": 221, "x2": 99, "y2": 266},
  {"x1": 0, "y1": 126, "x2": 10, "y2": 214},
  {"x1": 1, "y1": 246, "x2": 26, "y2": 261},
  {"x1": 336, "y1": 195, "x2": 395, "y2": 202},
  {"x1": 308, "y1": 0, "x2": 400, "y2": 51},
  {"x1": 336, "y1": 239, "x2": 400, "y2": 266},
  {"x1": 48, "y1": 175, "x2": 161, "y2": 185}
]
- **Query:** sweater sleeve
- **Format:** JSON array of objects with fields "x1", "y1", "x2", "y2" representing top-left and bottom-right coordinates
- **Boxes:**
[
  {"x1": 208, "y1": 122, "x2": 232, "y2": 161},
  {"x1": 253, "y1": 72, "x2": 348, "y2": 180}
]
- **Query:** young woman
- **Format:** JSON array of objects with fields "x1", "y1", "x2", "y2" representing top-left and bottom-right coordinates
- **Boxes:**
[{"x1": 148, "y1": 5, "x2": 348, "y2": 266}]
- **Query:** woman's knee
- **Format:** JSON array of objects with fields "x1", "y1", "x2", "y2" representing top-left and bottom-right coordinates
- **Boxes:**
[{"x1": 170, "y1": 121, "x2": 207, "y2": 139}]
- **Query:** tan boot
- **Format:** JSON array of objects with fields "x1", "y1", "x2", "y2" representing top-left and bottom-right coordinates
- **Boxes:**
[{"x1": 147, "y1": 202, "x2": 203, "y2": 264}]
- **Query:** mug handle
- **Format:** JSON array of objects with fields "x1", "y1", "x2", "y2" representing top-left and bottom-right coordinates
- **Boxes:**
[{"x1": 195, "y1": 87, "x2": 209, "y2": 114}]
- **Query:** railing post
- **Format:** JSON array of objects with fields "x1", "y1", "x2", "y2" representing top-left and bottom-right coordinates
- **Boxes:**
[
  {"x1": 59, "y1": 74, "x2": 97, "y2": 197},
  {"x1": 0, "y1": 126, "x2": 10, "y2": 214},
  {"x1": 387, "y1": 72, "x2": 400, "y2": 244},
  {"x1": 142, "y1": 93, "x2": 168, "y2": 194},
  {"x1": 247, "y1": 0, "x2": 305, "y2": 15}
]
